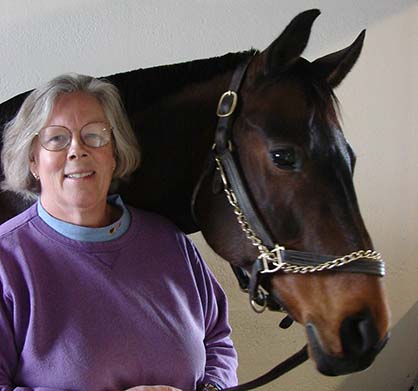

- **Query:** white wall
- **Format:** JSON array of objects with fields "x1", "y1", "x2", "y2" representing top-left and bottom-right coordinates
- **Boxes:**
[{"x1": 1, "y1": 1, "x2": 417, "y2": 390}]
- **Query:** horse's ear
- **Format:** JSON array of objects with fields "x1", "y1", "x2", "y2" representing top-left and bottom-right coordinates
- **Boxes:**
[
  {"x1": 262, "y1": 9, "x2": 321, "y2": 77},
  {"x1": 312, "y1": 30, "x2": 366, "y2": 88}
]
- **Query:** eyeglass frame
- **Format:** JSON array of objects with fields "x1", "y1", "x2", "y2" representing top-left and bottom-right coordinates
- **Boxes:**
[{"x1": 35, "y1": 121, "x2": 113, "y2": 152}]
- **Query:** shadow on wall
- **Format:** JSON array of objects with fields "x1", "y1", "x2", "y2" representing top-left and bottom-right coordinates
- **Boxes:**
[{"x1": 337, "y1": 300, "x2": 418, "y2": 391}]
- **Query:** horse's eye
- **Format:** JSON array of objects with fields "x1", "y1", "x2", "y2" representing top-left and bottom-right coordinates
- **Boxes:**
[{"x1": 270, "y1": 148, "x2": 297, "y2": 169}]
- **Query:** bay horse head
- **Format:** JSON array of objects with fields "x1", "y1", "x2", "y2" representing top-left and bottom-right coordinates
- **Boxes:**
[{"x1": 194, "y1": 9, "x2": 390, "y2": 376}]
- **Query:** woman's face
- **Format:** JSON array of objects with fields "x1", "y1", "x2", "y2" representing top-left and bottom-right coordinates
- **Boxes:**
[{"x1": 30, "y1": 91, "x2": 116, "y2": 223}]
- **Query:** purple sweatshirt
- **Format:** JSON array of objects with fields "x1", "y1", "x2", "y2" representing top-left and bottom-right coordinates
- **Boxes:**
[{"x1": 0, "y1": 203, "x2": 238, "y2": 391}]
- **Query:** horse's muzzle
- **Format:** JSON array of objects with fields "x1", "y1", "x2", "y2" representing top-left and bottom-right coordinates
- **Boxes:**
[{"x1": 306, "y1": 312, "x2": 390, "y2": 376}]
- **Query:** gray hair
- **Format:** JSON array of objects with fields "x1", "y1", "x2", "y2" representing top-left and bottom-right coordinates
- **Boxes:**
[{"x1": 1, "y1": 73, "x2": 141, "y2": 199}]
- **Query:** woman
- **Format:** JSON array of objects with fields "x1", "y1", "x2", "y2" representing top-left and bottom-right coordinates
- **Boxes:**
[{"x1": 0, "y1": 74, "x2": 238, "y2": 391}]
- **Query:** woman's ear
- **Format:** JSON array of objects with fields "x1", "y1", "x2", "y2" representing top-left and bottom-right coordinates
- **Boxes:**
[{"x1": 29, "y1": 151, "x2": 38, "y2": 176}]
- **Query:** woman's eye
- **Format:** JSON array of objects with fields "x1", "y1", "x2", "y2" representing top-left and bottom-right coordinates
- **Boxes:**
[
  {"x1": 270, "y1": 148, "x2": 297, "y2": 169},
  {"x1": 83, "y1": 133, "x2": 101, "y2": 141},
  {"x1": 48, "y1": 135, "x2": 67, "y2": 144}
]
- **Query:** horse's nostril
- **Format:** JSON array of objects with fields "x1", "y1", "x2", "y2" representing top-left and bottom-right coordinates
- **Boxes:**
[{"x1": 340, "y1": 312, "x2": 380, "y2": 356}]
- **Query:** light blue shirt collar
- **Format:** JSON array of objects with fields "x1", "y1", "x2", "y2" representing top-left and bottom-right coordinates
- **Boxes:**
[{"x1": 37, "y1": 194, "x2": 131, "y2": 242}]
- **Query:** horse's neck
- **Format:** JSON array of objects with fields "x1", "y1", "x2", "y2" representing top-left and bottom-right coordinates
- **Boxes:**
[{"x1": 112, "y1": 55, "x2": 244, "y2": 232}]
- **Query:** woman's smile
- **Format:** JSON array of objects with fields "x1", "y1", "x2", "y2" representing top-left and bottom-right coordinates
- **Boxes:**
[{"x1": 64, "y1": 170, "x2": 95, "y2": 179}]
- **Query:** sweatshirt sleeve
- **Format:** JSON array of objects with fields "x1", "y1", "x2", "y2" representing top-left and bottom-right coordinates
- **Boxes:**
[
  {"x1": 183, "y1": 237, "x2": 238, "y2": 389},
  {"x1": 0, "y1": 279, "x2": 18, "y2": 391},
  {"x1": 0, "y1": 278, "x2": 71, "y2": 391}
]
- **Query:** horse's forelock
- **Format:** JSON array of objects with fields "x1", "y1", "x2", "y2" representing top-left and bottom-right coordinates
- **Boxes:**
[{"x1": 284, "y1": 59, "x2": 345, "y2": 159}]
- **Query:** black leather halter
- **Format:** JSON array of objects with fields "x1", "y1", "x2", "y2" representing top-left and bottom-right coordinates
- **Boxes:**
[{"x1": 191, "y1": 55, "x2": 386, "y2": 390}]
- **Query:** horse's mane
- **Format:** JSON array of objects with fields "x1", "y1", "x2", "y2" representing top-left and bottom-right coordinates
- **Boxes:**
[{"x1": 108, "y1": 49, "x2": 257, "y2": 114}]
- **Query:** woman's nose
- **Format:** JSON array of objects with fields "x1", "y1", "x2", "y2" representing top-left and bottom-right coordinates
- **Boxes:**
[{"x1": 67, "y1": 132, "x2": 88, "y2": 160}]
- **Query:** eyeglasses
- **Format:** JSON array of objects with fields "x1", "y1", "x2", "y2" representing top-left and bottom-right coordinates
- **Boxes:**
[{"x1": 36, "y1": 121, "x2": 112, "y2": 152}]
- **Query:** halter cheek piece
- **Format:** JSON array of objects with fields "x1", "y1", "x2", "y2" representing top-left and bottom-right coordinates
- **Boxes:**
[{"x1": 191, "y1": 55, "x2": 385, "y2": 391}]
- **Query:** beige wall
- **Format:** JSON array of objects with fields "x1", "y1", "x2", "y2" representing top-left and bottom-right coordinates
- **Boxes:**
[{"x1": 1, "y1": 1, "x2": 417, "y2": 390}]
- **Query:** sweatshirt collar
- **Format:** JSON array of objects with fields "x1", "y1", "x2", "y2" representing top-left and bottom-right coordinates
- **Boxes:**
[{"x1": 37, "y1": 194, "x2": 131, "y2": 242}]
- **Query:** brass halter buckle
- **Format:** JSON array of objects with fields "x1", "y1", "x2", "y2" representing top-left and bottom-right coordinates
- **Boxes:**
[{"x1": 216, "y1": 91, "x2": 238, "y2": 117}]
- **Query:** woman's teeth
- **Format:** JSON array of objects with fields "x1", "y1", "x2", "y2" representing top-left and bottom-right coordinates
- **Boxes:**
[{"x1": 65, "y1": 172, "x2": 94, "y2": 179}]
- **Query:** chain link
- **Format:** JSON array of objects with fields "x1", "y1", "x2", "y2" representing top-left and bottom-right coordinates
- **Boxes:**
[
  {"x1": 271, "y1": 249, "x2": 382, "y2": 274},
  {"x1": 216, "y1": 157, "x2": 273, "y2": 255},
  {"x1": 215, "y1": 156, "x2": 382, "y2": 274}
]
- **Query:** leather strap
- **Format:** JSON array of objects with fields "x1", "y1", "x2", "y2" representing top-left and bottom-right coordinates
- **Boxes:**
[
  {"x1": 191, "y1": 151, "x2": 216, "y2": 225},
  {"x1": 222, "y1": 345, "x2": 309, "y2": 391},
  {"x1": 217, "y1": 149, "x2": 275, "y2": 247},
  {"x1": 283, "y1": 250, "x2": 385, "y2": 275},
  {"x1": 215, "y1": 56, "x2": 255, "y2": 152}
]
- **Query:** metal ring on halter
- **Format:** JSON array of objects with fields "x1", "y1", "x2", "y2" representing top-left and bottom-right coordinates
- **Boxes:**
[
  {"x1": 250, "y1": 292, "x2": 268, "y2": 313},
  {"x1": 212, "y1": 141, "x2": 233, "y2": 153},
  {"x1": 216, "y1": 91, "x2": 238, "y2": 117}
]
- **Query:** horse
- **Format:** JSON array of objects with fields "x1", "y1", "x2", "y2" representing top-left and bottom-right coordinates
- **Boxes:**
[{"x1": 0, "y1": 9, "x2": 390, "y2": 380}]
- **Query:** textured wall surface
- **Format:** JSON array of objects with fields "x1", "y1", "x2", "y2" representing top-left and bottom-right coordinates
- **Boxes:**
[{"x1": 1, "y1": 1, "x2": 417, "y2": 390}]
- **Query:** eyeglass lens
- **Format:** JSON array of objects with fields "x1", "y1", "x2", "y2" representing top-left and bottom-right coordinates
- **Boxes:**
[{"x1": 38, "y1": 122, "x2": 111, "y2": 151}]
